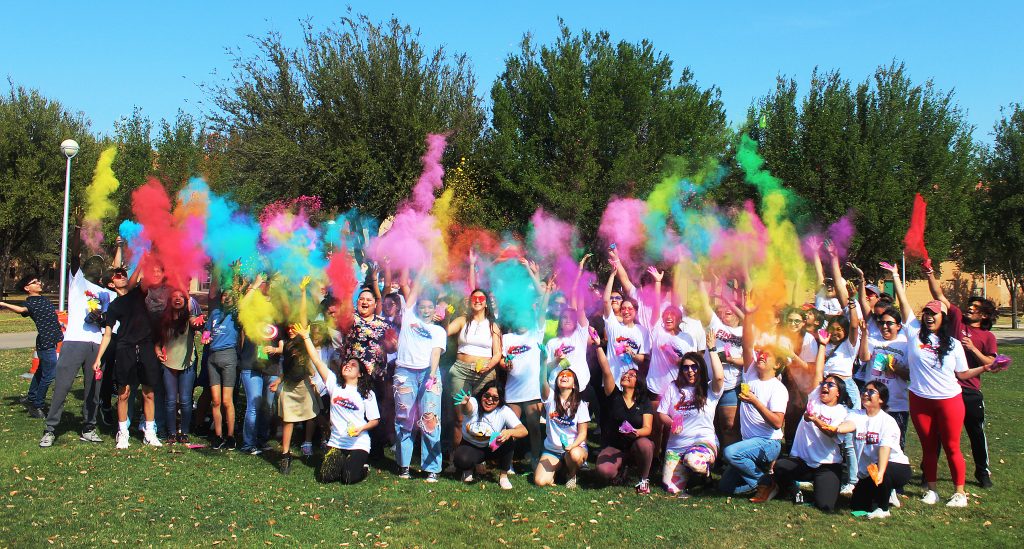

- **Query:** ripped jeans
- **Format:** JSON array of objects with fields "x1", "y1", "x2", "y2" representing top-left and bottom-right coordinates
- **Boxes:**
[{"x1": 394, "y1": 366, "x2": 443, "y2": 473}]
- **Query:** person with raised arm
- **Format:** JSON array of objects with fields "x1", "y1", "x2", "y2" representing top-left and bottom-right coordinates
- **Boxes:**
[
  {"x1": 446, "y1": 249, "x2": 503, "y2": 449},
  {"x1": 884, "y1": 261, "x2": 992, "y2": 507},
  {"x1": 453, "y1": 381, "x2": 528, "y2": 489},
  {"x1": 592, "y1": 329, "x2": 655, "y2": 494},
  {"x1": 836, "y1": 381, "x2": 912, "y2": 519},
  {"x1": 810, "y1": 238, "x2": 842, "y2": 317},
  {"x1": 719, "y1": 294, "x2": 789, "y2": 496},
  {"x1": 274, "y1": 278, "x2": 321, "y2": 474},
  {"x1": 393, "y1": 270, "x2": 447, "y2": 482},
  {"x1": 850, "y1": 263, "x2": 911, "y2": 449},
  {"x1": 294, "y1": 322, "x2": 380, "y2": 485},
  {"x1": 658, "y1": 330, "x2": 725, "y2": 498},
  {"x1": 922, "y1": 260, "x2": 999, "y2": 488},
  {"x1": 602, "y1": 254, "x2": 650, "y2": 386},
  {"x1": 534, "y1": 368, "x2": 590, "y2": 489},
  {"x1": 698, "y1": 275, "x2": 744, "y2": 448}
]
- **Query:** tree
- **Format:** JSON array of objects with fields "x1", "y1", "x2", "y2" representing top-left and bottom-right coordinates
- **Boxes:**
[
  {"x1": 960, "y1": 104, "x2": 1024, "y2": 327},
  {"x1": 111, "y1": 107, "x2": 154, "y2": 230},
  {"x1": 0, "y1": 84, "x2": 97, "y2": 295},
  {"x1": 153, "y1": 110, "x2": 212, "y2": 193},
  {"x1": 481, "y1": 20, "x2": 730, "y2": 239},
  {"x1": 208, "y1": 11, "x2": 484, "y2": 219},
  {"x1": 744, "y1": 63, "x2": 978, "y2": 282}
]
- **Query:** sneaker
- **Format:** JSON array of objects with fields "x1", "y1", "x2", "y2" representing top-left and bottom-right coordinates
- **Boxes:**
[
  {"x1": 750, "y1": 482, "x2": 779, "y2": 503},
  {"x1": 461, "y1": 470, "x2": 474, "y2": 483},
  {"x1": 499, "y1": 475, "x2": 513, "y2": 490},
  {"x1": 867, "y1": 508, "x2": 891, "y2": 519},
  {"x1": 565, "y1": 475, "x2": 578, "y2": 489},
  {"x1": 115, "y1": 431, "x2": 130, "y2": 450},
  {"x1": 506, "y1": 467, "x2": 516, "y2": 476},
  {"x1": 143, "y1": 430, "x2": 163, "y2": 447},
  {"x1": 279, "y1": 453, "x2": 293, "y2": 475},
  {"x1": 425, "y1": 472, "x2": 439, "y2": 483},
  {"x1": 794, "y1": 490, "x2": 805, "y2": 505},
  {"x1": 28, "y1": 407, "x2": 45, "y2": 419},
  {"x1": 177, "y1": 434, "x2": 191, "y2": 446},
  {"x1": 223, "y1": 436, "x2": 236, "y2": 450},
  {"x1": 889, "y1": 489, "x2": 901, "y2": 508},
  {"x1": 161, "y1": 434, "x2": 175, "y2": 444},
  {"x1": 79, "y1": 430, "x2": 103, "y2": 443},
  {"x1": 212, "y1": 436, "x2": 226, "y2": 450},
  {"x1": 580, "y1": 461, "x2": 591, "y2": 472},
  {"x1": 676, "y1": 489, "x2": 691, "y2": 499},
  {"x1": 248, "y1": 446, "x2": 262, "y2": 456},
  {"x1": 840, "y1": 483, "x2": 855, "y2": 496},
  {"x1": 39, "y1": 431, "x2": 55, "y2": 447},
  {"x1": 301, "y1": 442, "x2": 313, "y2": 457},
  {"x1": 946, "y1": 492, "x2": 968, "y2": 508},
  {"x1": 635, "y1": 478, "x2": 651, "y2": 495},
  {"x1": 398, "y1": 467, "x2": 412, "y2": 479},
  {"x1": 921, "y1": 490, "x2": 939, "y2": 505},
  {"x1": 977, "y1": 474, "x2": 993, "y2": 489}
]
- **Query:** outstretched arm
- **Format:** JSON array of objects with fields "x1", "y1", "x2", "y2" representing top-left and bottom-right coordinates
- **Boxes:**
[
  {"x1": 295, "y1": 323, "x2": 331, "y2": 381},
  {"x1": 923, "y1": 262, "x2": 951, "y2": 310},
  {"x1": 826, "y1": 240, "x2": 849, "y2": 309},
  {"x1": 649, "y1": 267, "x2": 665, "y2": 322},
  {"x1": 609, "y1": 249, "x2": 636, "y2": 295},
  {"x1": 881, "y1": 262, "x2": 912, "y2": 320},
  {"x1": 602, "y1": 270, "x2": 615, "y2": 319}
]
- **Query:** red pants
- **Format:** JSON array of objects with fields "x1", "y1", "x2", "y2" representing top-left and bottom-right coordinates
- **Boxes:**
[{"x1": 910, "y1": 392, "x2": 966, "y2": 485}]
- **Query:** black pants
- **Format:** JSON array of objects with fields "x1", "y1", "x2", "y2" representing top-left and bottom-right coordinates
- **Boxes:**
[
  {"x1": 317, "y1": 447, "x2": 369, "y2": 484},
  {"x1": 369, "y1": 361, "x2": 396, "y2": 460},
  {"x1": 773, "y1": 458, "x2": 844, "y2": 512},
  {"x1": 851, "y1": 462, "x2": 912, "y2": 512},
  {"x1": 452, "y1": 440, "x2": 514, "y2": 472},
  {"x1": 961, "y1": 388, "x2": 989, "y2": 479}
]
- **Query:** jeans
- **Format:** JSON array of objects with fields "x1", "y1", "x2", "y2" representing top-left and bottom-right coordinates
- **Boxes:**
[
  {"x1": 27, "y1": 347, "x2": 58, "y2": 408},
  {"x1": 240, "y1": 369, "x2": 276, "y2": 449},
  {"x1": 720, "y1": 437, "x2": 782, "y2": 494},
  {"x1": 394, "y1": 366, "x2": 442, "y2": 473},
  {"x1": 163, "y1": 365, "x2": 196, "y2": 435},
  {"x1": 154, "y1": 372, "x2": 168, "y2": 436}
]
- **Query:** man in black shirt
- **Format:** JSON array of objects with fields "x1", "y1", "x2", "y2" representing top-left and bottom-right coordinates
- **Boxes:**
[
  {"x1": 90, "y1": 267, "x2": 163, "y2": 448},
  {"x1": 1, "y1": 275, "x2": 63, "y2": 418}
]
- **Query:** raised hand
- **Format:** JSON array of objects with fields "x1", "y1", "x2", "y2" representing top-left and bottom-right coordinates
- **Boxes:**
[
  {"x1": 879, "y1": 261, "x2": 898, "y2": 275},
  {"x1": 846, "y1": 262, "x2": 863, "y2": 277},
  {"x1": 452, "y1": 389, "x2": 472, "y2": 406},
  {"x1": 291, "y1": 323, "x2": 311, "y2": 339},
  {"x1": 647, "y1": 266, "x2": 664, "y2": 282}
]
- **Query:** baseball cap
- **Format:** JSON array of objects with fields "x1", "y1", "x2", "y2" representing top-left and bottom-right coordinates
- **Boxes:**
[
  {"x1": 923, "y1": 300, "x2": 948, "y2": 315},
  {"x1": 865, "y1": 284, "x2": 881, "y2": 296}
]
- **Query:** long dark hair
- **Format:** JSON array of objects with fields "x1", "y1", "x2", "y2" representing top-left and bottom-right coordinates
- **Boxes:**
[
  {"x1": 158, "y1": 290, "x2": 191, "y2": 346},
  {"x1": 673, "y1": 351, "x2": 710, "y2": 412},
  {"x1": 553, "y1": 368, "x2": 581, "y2": 418},
  {"x1": 919, "y1": 311, "x2": 954, "y2": 363},
  {"x1": 475, "y1": 380, "x2": 506, "y2": 409},
  {"x1": 335, "y1": 354, "x2": 373, "y2": 400},
  {"x1": 464, "y1": 288, "x2": 497, "y2": 324},
  {"x1": 865, "y1": 380, "x2": 889, "y2": 412},
  {"x1": 823, "y1": 374, "x2": 853, "y2": 409}
]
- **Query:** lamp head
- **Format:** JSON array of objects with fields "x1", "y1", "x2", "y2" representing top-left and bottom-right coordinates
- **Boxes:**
[{"x1": 60, "y1": 139, "x2": 80, "y2": 159}]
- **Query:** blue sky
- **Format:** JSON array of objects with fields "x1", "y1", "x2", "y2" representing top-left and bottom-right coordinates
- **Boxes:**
[{"x1": 3, "y1": 1, "x2": 1021, "y2": 142}]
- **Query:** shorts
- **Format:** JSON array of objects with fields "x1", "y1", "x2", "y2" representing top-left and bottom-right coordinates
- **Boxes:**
[
  {"x1": 449, "y1": 358, "x2": 496, "y2": 397},
  {"x1": 542, "y1": 445, "x2": 589, "y2": 460},
  {"x1": 114, "y1": 342, "x2": 162, "y2": 389},
  {"x1": 208, "y1": 348, "x2": 239, "y2": 388},
  {"x1": 719, "y1": 384, "x2": 741, "y2": 407}
]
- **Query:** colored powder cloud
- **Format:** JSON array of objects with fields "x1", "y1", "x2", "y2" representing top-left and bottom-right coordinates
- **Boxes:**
[{"x1": 81, "y1": 146, "x2": 120, "y2": 253}]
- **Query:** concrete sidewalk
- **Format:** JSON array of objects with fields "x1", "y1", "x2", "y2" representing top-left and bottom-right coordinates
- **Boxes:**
[{"x1": 0, "y1": 332, "x2": 36, "y2": 350}]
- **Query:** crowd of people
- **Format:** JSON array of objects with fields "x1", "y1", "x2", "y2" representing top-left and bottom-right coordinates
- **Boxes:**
[{"x1": 7, "y1": 236, "x2": 1005, "y2": 520}]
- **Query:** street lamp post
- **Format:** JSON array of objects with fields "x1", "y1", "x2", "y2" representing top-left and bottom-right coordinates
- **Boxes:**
[{"x1": 58, "y1": 139, "x2": 79, "y2": 311}]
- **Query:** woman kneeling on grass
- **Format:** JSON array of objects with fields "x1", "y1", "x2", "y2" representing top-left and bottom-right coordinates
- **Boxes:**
[
  {"x1": 453, "y1": 381, "x2": 528, "y2": 489},
  {"x1": 535, "y1": 368, "x2": 590, "y2": 489},
  {"x1": 296, "y1": 323, "x2": 380, "y2": 485},
  {"x1": 836, "y1": 381, "x2": 912, "y2": 519},
  {"x1": 593, "y1": 341, "x2": 655, "y2": 494}
]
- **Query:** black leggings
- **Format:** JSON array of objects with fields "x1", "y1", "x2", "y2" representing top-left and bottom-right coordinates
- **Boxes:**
[
  {"x1": 851, "y1": 462, "x2": 912, "y2": 512},
  {"x1": 452, "y1": 440, "x2": 514, "y2": 472},
  {"x1": 773, "y1": 457, "x2": 844, "y2": 512},
  {"x1": 317, "y1": 448, "x2": 369, "y2": 484}
]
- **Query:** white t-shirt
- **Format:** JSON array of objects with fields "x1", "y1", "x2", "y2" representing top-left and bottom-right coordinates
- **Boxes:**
[
  {"x1": 681, "y1": 316, "x2": 708, "y2": 352},
  {"x1": 543, "y1": 395, "x2": 590, "y2": 453},
  {"x1": 64, "y1": 269, "x2": 118, "y2": 344},
  {"x1": 461, "y1": 397, "x2": 523, "y2": 448},
  {"x1": 791, "y1": 391, "x2": 847, "y2": 466},
  {"x1": 603, "y1": 314, "x2": 650, "y2": 387},
  {"x1": 396, "y1": 306, "x2": 447, "y2": 370},
  {"x1": 739, "y1": 375, "x2": 788, "y2": 440},
  {"x1": 798, "y1": 332, "x2": 819, "y2": 365},
  {"x1": 708, "y1": 312, "x2": 743, "y2": 390},
  {"x1": 324, "y1": 370, "x2": 380, "y2": 452},
  {"x1": 863, "y1": 335, "x2": 910, "y2": 412},
  {"x1": 545, "y1": 324, "x2": 591, "y2": 390},
  {"x1": 904, "y1": 319, "x2": 969, "y2": 399},
  {"x1": 502, "y1": 329, "x2": 544, "y2": 403},
  {"x1": 847, "y1": 409, "x2": 910, "y2": 478},
  {"x1": 823, "y1": 339, "x2": 857, "y2": 378},
  {"x1": 647, "y1": 324, "x2": 697, "y2": 396},
  {"x1": 815, "y1": 289, "x2": 843, "y2": 317},
  {"x1": 628, "y1": 287, "x2": 657, "y2": 330},
  {"x1": 658, "y1": 382, "x2": 722, "y2": 450}
]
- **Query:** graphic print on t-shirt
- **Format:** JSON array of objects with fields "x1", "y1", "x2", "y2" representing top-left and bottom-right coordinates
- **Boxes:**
[
  {"x1": 332, "y1": 395, "x2": 359, "y2": 411},
  {"x1": 548, "y1": 410, "x2": 576, "y2": 427},
  {"x1": 409, "y1": 323, "x2": 432, "y2": 338},
  {"x1": 613, "y1": 336, "x2": 639, "y2": 355}
]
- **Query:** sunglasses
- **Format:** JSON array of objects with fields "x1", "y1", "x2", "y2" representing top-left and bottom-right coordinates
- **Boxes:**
[
  {"x1": 482, "y1": 393, "x2": 500, "y2": 402},
  {"x1": 787, "y1": 318, "x2": 804, "y2": 325},
  {"x1": 111, "y1": 272, "x2": 127, "y2": 280},
  {"x1": 620, "y1": 305, "x2": 635, "y2": 311},
  {"x1": 862, "y1": 388, "x2": 879, "y2": 397},
  {"x1": 878, "y1": 320, "x2": 899, "y2": 327},
  {"x1": 821, "y1": 381, "x2": 839, "y2": 389},
  {"x1": 609, "y1": 296, "x2": 623, "y2": 302},
  {"x1": 471, "y1": 296, "x2": 487, "y2": 304},
  {"x1": 681, "y1": 363, "x2": 700, "y2": 372}
]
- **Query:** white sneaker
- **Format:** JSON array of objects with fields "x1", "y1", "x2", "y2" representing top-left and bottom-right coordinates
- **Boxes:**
[
  {"x1": 143, "y1": 430, "x2": 163, "y2": 447},
  {"x1": 921, "y1": 490, "x2": 939, "y2": 505},
  {"x1": 867, "y1": 508, "x2": 891, "y2": 520},
  {"x1": 116, "y1": 430, "x2": 130, "y2": 450},
  {"x1": 461, "y1": 470, "x2": 474, "y2": 483},
  {"x1": 889, "y1": 489, "x2": 901, "y2": 508},
  {"x1": 565, "y1": 475, "x2": 578, "y2": 489},
  {"x1": 499, "y1": 475, "x2": 513, "y2": 490},
  {"x1": 840, "y1": 483, "x2": 855, "y2": 496},
  {"x1": 946, "y1": 492, "x2": 968, "y2": 508}
]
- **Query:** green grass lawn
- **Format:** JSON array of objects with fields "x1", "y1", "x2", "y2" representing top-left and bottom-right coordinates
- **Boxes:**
[
  {"x1": 0, "y1": 347, "x2": 1022, "y2": 547},
  {"x1": 0, "y1": 310, "x2": 35, "y2": 334}
]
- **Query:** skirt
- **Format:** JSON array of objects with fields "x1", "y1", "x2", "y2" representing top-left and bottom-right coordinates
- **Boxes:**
[{"x1": 277, "y1": 378, "x2": 321, "y2": 423}]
